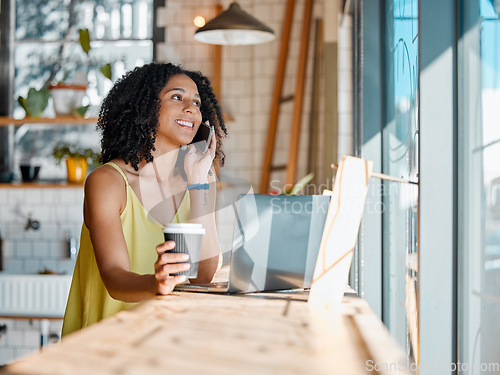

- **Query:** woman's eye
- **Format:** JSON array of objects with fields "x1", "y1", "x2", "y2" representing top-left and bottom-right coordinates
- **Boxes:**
[
  {"x1": 172, "y1": 94, "x2": 182, "y2": 100},
  {"x1": 193, "y1": 100, "x2": 201, "y2": 107}
]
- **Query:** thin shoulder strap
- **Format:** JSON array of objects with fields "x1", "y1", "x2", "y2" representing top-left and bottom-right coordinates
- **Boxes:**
[{"x1": 105, "y1": 162, "x2": 129, "y2": 185}]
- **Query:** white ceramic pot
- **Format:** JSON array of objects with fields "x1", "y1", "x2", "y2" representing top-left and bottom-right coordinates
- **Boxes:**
[{"x1": 49, "y1": 83, "x2": 87, "y2": 116}]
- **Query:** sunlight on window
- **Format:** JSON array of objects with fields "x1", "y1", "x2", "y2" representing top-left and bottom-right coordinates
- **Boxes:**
[
  {"x1": 11, "y1": 0, "x2": 154, "y2": 180},
  {"x1": 122, "y1": 4, "x2": 133, "y2": 38},
  {"x1": 137, "y1": 1, "x2": 149, "y2": 39}
]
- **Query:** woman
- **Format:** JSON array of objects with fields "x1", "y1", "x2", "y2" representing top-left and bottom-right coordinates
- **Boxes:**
[{"x1": 62, "y1": 62, "x2": 227, "y2": 336}]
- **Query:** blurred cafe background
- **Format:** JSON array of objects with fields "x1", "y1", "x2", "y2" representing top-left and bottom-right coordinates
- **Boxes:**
[{"x1": 0, "y1": 0, "x2": 499, "y2": 373}]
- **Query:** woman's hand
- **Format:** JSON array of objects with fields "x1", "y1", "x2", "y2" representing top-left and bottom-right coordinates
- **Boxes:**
[
  {"x1": 184, "y1": 121, "x2": 216, "y2": 184},
  {"x1": 153, "y1": 241, "x2": 190, "y2": 295}
]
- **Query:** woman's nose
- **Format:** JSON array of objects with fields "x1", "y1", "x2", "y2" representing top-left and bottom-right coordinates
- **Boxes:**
[{"x1": 183, "y1": 101, "x2": 197, "y2": 113}]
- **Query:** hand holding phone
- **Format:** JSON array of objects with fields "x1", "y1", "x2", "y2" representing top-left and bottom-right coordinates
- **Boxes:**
[{"x1": 190, "y1": 121, "x2": 214, "y2": 153}]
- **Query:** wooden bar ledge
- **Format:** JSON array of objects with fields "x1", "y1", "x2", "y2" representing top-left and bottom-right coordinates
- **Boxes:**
[{"x1": 0, "y1": 286, "x2": 409, "y2": 374}]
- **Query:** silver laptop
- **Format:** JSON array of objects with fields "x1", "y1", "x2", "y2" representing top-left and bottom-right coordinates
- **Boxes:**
[{"x1": 175, "y1": 194, "x2": 331, "y2": 294}]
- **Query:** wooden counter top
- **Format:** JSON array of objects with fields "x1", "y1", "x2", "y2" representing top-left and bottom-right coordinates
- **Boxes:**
[{"x1": 0, "y1": 284, "x2": 410, "y2": 374}]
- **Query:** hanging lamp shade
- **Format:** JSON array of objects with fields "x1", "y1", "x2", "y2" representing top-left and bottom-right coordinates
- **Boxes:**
[{"x1": 194, "y1": 2, "x2": 275, "y2": 46}]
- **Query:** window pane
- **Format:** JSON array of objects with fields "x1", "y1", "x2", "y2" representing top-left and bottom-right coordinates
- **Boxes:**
[
  {"x1": 13, "y1": 0, "x2": 154, "y2": 118},
  {"x1": 15, "y1": 0, "x2": 153, "y2": 41},
  {"x1": 459, "y1": 0, "x2": 500, "y2": 372},
  {"x1": 15, "y1": 0, "x2": 70, "y2": 41},
  {"x1": 382, "y1": 0, "x2": 419, "y2": 363},
  {"x1": 382, "y1": 179, "x2": 418, "y2": 357},
  {"x1": 13, "y1": 40, "x2": 153, "y2": 118},
  {"x1": 383, "y1": 0, "x2": 419, "y2": 182}
]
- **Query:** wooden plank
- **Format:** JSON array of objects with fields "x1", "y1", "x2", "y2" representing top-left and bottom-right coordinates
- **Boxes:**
[
  {"x1": 285, "y1": 0, "x2": 314, "y2": 187},
  {"x1": 0, "y1": 287, "x2": 409, "y2": 375},
  {"x1": 259, "y1": 0, "x2": 296, "y2": 194},
  {"x1": 323, "y1": 42, "x2": 339, "y2": 189},
  {"x1": 0, "y1": 182, "x2": 83, "y2": 189},
  {"x1": 309, "y1": 156, "x2": 373, "y2": 311},
  {"x1": 0, "y1": 116, "x2": 98, "y2": 126},
  {"x1": 212, "y1": 4, "x2": 223, "y2": 178},
  {"x1": 307, "y1": 18, "x2": 324, "y2": 187}
]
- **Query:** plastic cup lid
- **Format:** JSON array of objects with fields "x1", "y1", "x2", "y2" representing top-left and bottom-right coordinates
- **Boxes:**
[
  {"x1": 163, "y1": 222, "x2": 205, "y2": 234},
  {"x1": 165, "y1": 223, "x2": 203, "y2": 228}
]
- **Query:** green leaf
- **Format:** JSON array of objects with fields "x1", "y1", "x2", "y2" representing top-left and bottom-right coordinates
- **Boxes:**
[
  {"x1": 74, "y1": 105, "x2": 89, "y2": 117},
  {"x1": 17, "y1": 96, "x2": 28, "y2": 114},
  {"x1": 18, "y1": 87, "x2": 50, "y2": 118},
  {"x1": 286, "y1": 172, "x2": 315, "y2": 195},
  {"x1": 52, "y1": 142, "x2": 100, "y2": 166},
  {"x1": 99, "y1": 63, "x2": 112, "y2": 80},
  {"x1": 79, "y1": 28, "x2": 91, "y2": 55}
]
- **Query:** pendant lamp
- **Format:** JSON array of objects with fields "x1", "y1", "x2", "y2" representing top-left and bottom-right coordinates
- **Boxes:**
[{"x1": 194, "y1": 2, "x2": 275, "y2": 46}]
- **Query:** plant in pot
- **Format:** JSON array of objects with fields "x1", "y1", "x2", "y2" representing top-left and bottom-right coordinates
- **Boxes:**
[
  {"x1": 18, "y1": 26, "x2": 113, "y2": 119},
  {"x1": 52, "y1": 143, "x2": 100, "y2": 183},
  {"x1": 49, "y1": 28, "x2": 113, "y2": 117}
]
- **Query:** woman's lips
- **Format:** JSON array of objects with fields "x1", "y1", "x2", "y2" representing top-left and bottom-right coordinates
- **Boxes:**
[{"x1": 175, "y1": 119, "x2": 194, "y2": 129}]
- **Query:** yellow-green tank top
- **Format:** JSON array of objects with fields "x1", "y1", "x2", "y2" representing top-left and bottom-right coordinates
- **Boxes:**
[{"x1": 62, "y1": 162, "x2": 190, "y2": 337}]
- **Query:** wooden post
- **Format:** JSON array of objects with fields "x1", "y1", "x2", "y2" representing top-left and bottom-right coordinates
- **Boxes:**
[
  {"x1": 285, "y1": 0, "x2": 314, "y2": 187},
  {"x1": 307, "y1": 19, "x2": 324, "y2": 188},
  {"x1": 259, "y1": 0, "x2": 296, "y2": 194}
]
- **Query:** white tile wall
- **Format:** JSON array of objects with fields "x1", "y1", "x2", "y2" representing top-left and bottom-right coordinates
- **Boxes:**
[
  {"x1": 0, "y1": 188, "x2": 83, "y2": 276},
  {"x1": 0, "y1": 187, "x2": 82, "y2": 365},
  {"x1": 0, "y1": 318, "x2": 63, "y2": 365}
]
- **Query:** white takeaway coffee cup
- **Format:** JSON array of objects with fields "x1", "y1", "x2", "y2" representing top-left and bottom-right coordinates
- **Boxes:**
[{"x1": 163, "y1": 223, "x2": 205, "y2": 278}]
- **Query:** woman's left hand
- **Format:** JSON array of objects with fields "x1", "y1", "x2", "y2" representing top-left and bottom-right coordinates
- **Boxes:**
[{"x1": 184, "y1": 122, "x2": 216, "y2": 183}]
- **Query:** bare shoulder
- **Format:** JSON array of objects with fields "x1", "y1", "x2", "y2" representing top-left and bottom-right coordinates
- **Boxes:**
[
  {"x1": 85, "y1": 163, "x2": 125, "y2": 192},
  {"x1": 84, "y1": 163, "x2": 127, "y2": 213}
]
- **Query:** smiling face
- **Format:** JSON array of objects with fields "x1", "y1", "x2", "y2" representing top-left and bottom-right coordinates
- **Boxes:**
[{"x1": 155, "y1": 74, "x2": 203, "y2": 152}]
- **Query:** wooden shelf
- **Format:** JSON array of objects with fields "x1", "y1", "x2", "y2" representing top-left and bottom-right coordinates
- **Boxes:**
[
  {"x1": 0, "y1": 181, "x2": 84, "y2": 189},
  {"x1": 0, "y1": 116, "x2": 98, "y2": 126}
]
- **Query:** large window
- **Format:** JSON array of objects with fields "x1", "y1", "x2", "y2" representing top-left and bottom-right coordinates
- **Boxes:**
[
  {"x1": 10, "y1": 0, "x2": 154, "y2": 180},
  {"x1": 459, "y1": 0, "x2": 500, "y2": 373},
  {"x1": 13, "y1": 0, "x2": 153, "y2": 118},
  {"x1": 355, "y1": 0, "x2": 500, "y2": 371},
  {"x1": 354, "y1": 0, "x2": 419, "y2": 365}
]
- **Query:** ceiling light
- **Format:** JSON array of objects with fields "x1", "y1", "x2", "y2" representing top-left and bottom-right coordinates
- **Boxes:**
[
  {"x1": 194, "y1": 1, "x2": 275, "y2": 46},
  {"x1": 193, "y1": 16, "x2": 206, "y2": 28}
]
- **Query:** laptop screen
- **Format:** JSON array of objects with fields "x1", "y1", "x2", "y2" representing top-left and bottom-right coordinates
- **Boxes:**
[{"x1": 228, "y1": 194, "x2": 331, "y2": 293}]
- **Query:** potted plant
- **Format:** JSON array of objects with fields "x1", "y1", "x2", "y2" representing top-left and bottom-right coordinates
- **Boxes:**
[
  {"x1": 18, "y1": 27, "x2": 113, "y2": 119},
  {"x1": 48, "y1": 28, "x2": 113, "y2": 117},
  {"x1": 52, "y1": 143, "x2": 100, "y2": 183}
]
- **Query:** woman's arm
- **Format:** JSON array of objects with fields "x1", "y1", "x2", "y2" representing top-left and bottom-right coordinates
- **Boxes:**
[
  {"x1": 187, "y1": 169, "x2": 222, "y2": 283},
  {"x1": 84, "y1": 165, "x2": 189, "y2": 302},
  {"x1": 184, "y1": 130, "x2": 222, "y2": 283}
]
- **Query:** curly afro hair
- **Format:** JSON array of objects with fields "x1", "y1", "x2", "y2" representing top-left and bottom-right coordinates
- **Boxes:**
[{"x1": 97, "y1": 62, "x2": 227, "y2": 171}]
